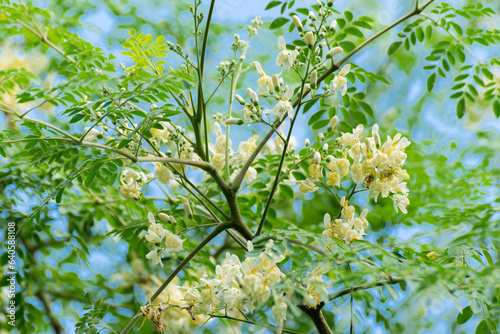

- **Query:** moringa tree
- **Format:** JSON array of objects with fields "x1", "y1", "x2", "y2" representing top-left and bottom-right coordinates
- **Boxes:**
[{"x1": 0, "y1": 0, "x2": 499, "y2": 333}]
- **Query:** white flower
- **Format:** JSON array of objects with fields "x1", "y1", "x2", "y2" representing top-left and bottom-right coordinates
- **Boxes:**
[
  {"x1": 297, "y1": 179, "x2": 319, "y2": 193},
  {"x1": 393, "y1": 193, "x2": 410, "y2": 214},
  {"x1": 165, "y1": 233, "x2": 184, "y2": 251},
  {"x1": 272, "y1": 88, "x2": 294, "y2": 118},
  {"x1": 118, "y1": 167, "x2": 147, "y2": 200},
  {"x1": 329, "y1": 64, "x2": 351, "y2": 96},
  {"x1": 254, "y1": 61, "x2": 273, "y2": 95},
  {"x1": 154, "y1": 163, "x2": 171, "y2": 184},
  {"x1": 276, "y1": 36, "x2": 299, "y2": 71},
  {"x1": 146, "y1": 249, "x2": 165, "y2": 267},
  {"x1": 272, "y1": 299, "x2": 288, "y2": 324},
  {"x1": 212, "y1": 153, "x2": 225, "y2": 171}
]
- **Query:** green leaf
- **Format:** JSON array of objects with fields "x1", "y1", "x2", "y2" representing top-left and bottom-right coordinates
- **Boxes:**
[
  {"x1": 345, "y1": 11, "x2": 353, "y2": 22},
  {"x1": 388, "y1": 41, "x2": 403, "y2": 56},
  {"x1": 269, "y1": 17, "x2": 290, "y2": 29},
  {"x1": 493, "y1": 100, "x2": 500, "y2": 118},
  {"x1": 427, "y1": 73, "x2": 437, "y2": 92},
  {"x1": 475, "y1": 320, "x2": 488, "y2": 334},
  {"x1": 339, "y1": 41, "x2": 356, "y2": 53},
  {"x1": 457, "y1": 98, "x2": 466, "y2": 119},
  {"x1": 279, "y1": 184, "x2": 294, "y2": 199},
  {"x1": 265, "y1": 1, "x2": 282, "y2": 10},
  {"x1": 345, "y1": 27, "x2": 364, "y2": 38},
  {"x1": 457, "y1": 306, "x2": 473, "y2": 325}
]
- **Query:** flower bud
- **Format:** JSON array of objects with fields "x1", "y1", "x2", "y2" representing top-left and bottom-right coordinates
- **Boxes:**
[
  {"x1": 272, "y1": 74, "x2": 281, "y2": 93},
  {"x1": 314, "y1": 151, "x2": 321, "y2": 164},
  {"x1": 330, "y1": 20, "x2": 337, "y2": 31},
  {"x1": 316, "y1": 0, "x2": 322, "y2": 7},
  {"x1": 225, "y1": 118, "x2": 244, "y2": 125},
  {"x1": 310, "y1": 70, "x2": 317, "y2": 89},
  {"x1": 305, "y1": 138, "x2": 310, "y2": 147},
  {"x1": 247, "y1": 87, "x2": 259, "y2": 106},
  {"x1": 326, "y1": 47, "x2": 343, "y2": 59},
  {"x1": 234, "y1": 94, "x2": 245, "y2": 105},
  {"x1": 327, "y1": 0, "x2": 335, "y2": 7},
  {"x1": 181, "y1": 198, "x2": 193, "y2": 218},
  {"x1": 308, "y1": 11, "x2": 315, "y2": 20},
  {"x1": 158, "y1": 213, "x2": 171, "y2": 223},
  {"x1": 322, "y1": 143, "x2": 329, "y2": 151},
  {"x1": 292, "y1": 15, "x2": 303, "y2": 32},
  {"x1": 374, "y1": 133, "x2": 381, "y2": 149},
  {"x1": 372, "y1": 123, "x2": 379, "y2": 136},
  {"x1": 303, "y1": 84, "x2": 311, "y2": 95},
  {"x1": 304, "y1": 32, "x2": 316, "y2": 48},
  {"x1": 319, "y1": 133, "x2": 325, "y2": 141},
  {"x1": 327, "y1": 115, "x2": 338, "y2": 132}
]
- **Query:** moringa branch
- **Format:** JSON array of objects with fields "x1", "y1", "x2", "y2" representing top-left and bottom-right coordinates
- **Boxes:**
[
  {"x1": 120, "y1": 220, "x2": 235, "y2": 334},
  {"x1": 231, "y1": 0, "x2": 435, "y2": 194}
]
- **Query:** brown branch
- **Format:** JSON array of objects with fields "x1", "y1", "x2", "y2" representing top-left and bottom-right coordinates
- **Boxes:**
[
  {"x1": 297, "y1": 305, "x2": 333, "y2": 334},
  {"x1": 37, "y1": 291, "x2": 65, "y2": 334}
]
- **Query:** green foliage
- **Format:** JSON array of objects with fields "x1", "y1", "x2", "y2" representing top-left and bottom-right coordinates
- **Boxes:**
[{"x1": 1, "y1": 0, "x2": 500, "y2": 333}]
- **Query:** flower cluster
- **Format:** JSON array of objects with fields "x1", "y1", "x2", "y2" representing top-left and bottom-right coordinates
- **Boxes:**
[
  {"x1": 118, "y1": 167, "x2": 148, "y2": 199},
  {"x1": 322, "y1": 197, "x2": 369, "y2": 244},
  {"x1": 144, "y1": 212, "x2": 184, "y2": 267},
  {"x1": 179, "y1": 240, "x2": 285, "y2": 320}
]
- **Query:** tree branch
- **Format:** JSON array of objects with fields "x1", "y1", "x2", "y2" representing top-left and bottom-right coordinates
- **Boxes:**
[
  {"x1": 37, "y1": 291, "x2": 65, "y2": 334},
  {"x1": 318, "y1": 277, "x2": 407, "y2": 310},
  {"x1": 297, "y1": 305, "x2": 333, "y2": 334}
]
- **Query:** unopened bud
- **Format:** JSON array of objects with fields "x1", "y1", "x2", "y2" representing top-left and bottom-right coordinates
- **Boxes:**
[
  {"x1": 303, "y1": 83, "x2": 311, "y2": 95},
  {"x1": 225, "y1": 118, "x2": 244, "y2": 125},
  {"x1": 292, "y1": 15, "x2": 303, "y2": 32},
  {"x1": 308, "y1": 11, "x2": 315, "y2": 20},
  {"x1": 310, "y1": 70, "x2": 317, "y2": 89},
  {"x1": 327, "y1": 0, "x2": 335, "y2": 6},
  {"x1": 304, "y1": 32, "x2": 316, "y2": 48},
  {"x1": 330, "y1": 20, "x2": 338, "y2": 31},
  {"x1": 326, "y1": 47, "x2": 343, "y2": 59},
  {"x1": 158, "y1": 213, "x2": 170, "y2": 223},
  {"x1": 322, "y1": 143, "x2": 329, "y2": 151},
  {"x1": 374, "y1": 133, "x2": 381, "y2": 149},
  {"x1": 305, "y1": 138, "x2": 310, "y2": 147},
  {"x1": 314, "y1": 151, "x2": 321, "y2": 164},
  {"x1": 234, "y1": 94, "x2": 245, "y2": 105},
  {"x1": 247, "y1": 87, "x2": 259, "y2": 106},
  {"x1": 316, "y1": 0, "x2": 322, "y2": 7},
  {"x1": 319, "y1": 133, "x2": 325, "y2": 141},
  {"x1": 181, "y1": 198, "x2": 193, "y2": 218},
  {"x1": 327, "y1": 115, "x2": 338, "y2": 132}
]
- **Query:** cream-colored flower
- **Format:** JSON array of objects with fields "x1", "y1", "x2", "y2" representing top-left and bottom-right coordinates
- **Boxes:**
[{"x1": 276, "y1": 36, "x2": 299, "y2": 71}]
